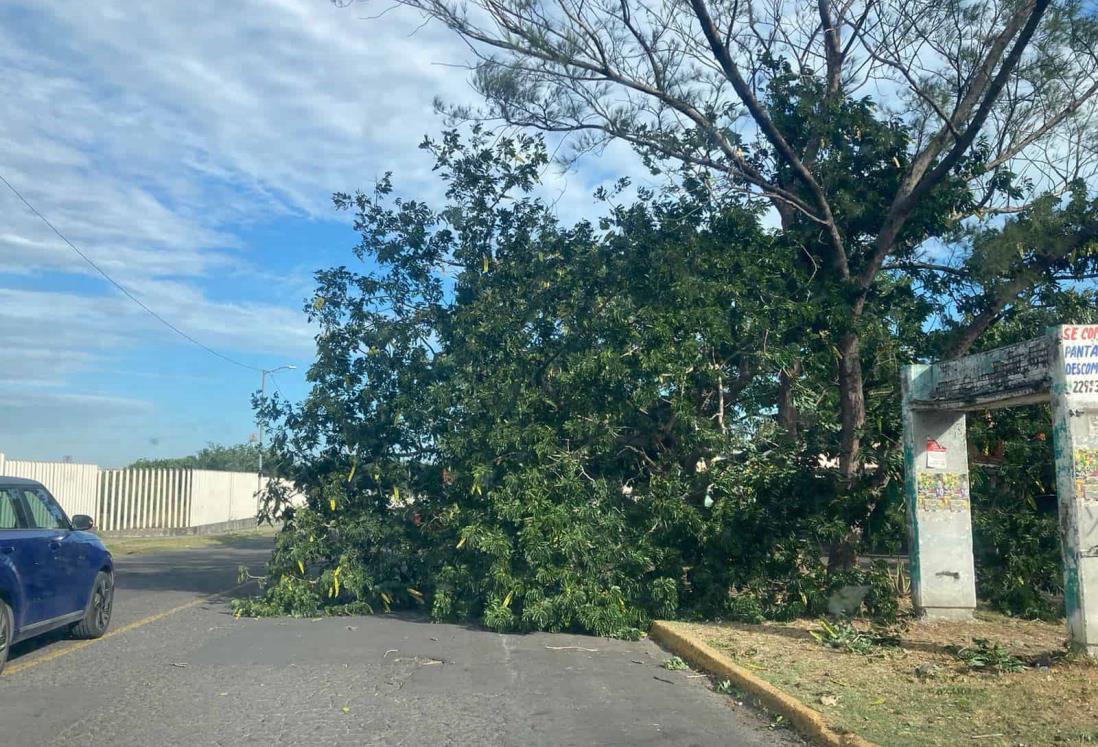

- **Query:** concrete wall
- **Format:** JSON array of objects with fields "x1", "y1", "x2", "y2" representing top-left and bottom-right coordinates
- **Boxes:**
[
  {"x1": 0, "y1": 453, "x2": 300, "y2": 533},
  {"x1": 189, "y1": 469, "x2": 268, "y2": 526}
]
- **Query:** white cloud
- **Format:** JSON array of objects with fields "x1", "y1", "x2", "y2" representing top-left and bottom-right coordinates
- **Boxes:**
[
  {"x1": 0, "y1": 1, "x2": 473, "y2": 388},
  {"x1": 0, "y1": 0, "x2": 650, "y2": 462}
]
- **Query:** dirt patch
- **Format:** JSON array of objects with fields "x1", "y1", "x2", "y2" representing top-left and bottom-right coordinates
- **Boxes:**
[{"x1": 672, "y1": 612, "x2": 1098, "y2": 747}]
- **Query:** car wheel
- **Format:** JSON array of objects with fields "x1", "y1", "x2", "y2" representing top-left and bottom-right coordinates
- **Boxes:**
[
  {"x1": 0, "y1": 598, "x2": 12, "y2": 674},
  {"x1": 71, "y1": 572, "x2": 113, "y2": 639}
]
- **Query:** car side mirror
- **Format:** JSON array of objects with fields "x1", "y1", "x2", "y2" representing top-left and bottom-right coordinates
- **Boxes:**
[{"x1": 71, "y1": 515, "x2": 94, "y2": 531}]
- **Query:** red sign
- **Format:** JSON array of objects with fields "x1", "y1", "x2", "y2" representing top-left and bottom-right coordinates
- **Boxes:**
[{"x1": 926, "y1": 439, "x2": 947, "y2": 469}]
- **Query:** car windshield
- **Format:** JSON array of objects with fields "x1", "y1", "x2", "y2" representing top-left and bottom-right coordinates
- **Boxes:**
[
  {"x1": 20, "y1": 489, "x2": 68, "y2": 530},
  {"x1": 0, "y1": 489, "x2": 19, "y2": 530}
]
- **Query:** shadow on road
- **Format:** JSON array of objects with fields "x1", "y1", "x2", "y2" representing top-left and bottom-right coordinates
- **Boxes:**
[
  {"x1": 6, "y1": 535, "x2": 274, "y2": 666},
  {"x1": 111, "y1": 534, "x2": 274, "y2": 595}
]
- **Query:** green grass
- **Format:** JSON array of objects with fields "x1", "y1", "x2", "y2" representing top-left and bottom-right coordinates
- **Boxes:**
[{"x1": 103, "y1": 527, "x2": 277, "y2": 556}]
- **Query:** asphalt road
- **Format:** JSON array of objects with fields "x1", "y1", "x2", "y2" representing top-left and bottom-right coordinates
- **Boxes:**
[{"x1": 0, "y1": 536, "x2": 803, "y2": 746}]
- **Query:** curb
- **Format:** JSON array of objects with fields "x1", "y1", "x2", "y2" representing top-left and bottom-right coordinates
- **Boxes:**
[{"x1": 649, "y1": 621, "x2": 877, "y2": 747}]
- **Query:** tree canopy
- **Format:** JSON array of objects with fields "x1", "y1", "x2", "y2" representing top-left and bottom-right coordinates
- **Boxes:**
[
  {"x1": 236, "y1": 127, "x2": 1094, "y2": 633},
  {"x1": 130, "y1": 442, "x2": 266, "y2": 473},
  {"x1": 341, "y1": 0, "x2": 1098, "y2": 490}
]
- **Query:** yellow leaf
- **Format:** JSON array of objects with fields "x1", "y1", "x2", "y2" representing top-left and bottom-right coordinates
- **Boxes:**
[
  {"x1": 407, "y1": 587, "x2": 424, "y2": 602},
  {"x1": 313, "y1": 296, "x2": 326, "y2": 310},
  {"x1": 380, "y1": 591, "x2": 392, "y2": 605},
  {"x1": 502, "y1": 590, "x2": 513, "y2": 608},
  {"x1": 347, "y1": 459, "x2": 358, "y2": 483},
  {"x1": 330, "y1": 498, "x2": 337, "y2": 511},
  {"x1": 297, "y1": 560, "x2": 305, "y2": 575},
  {"x1": 341, "y1": 707, "x2": 350, "y2": 715},
  {"x1": 456, "y1": 536, "x2": 466, "y2": 549},
  {"x1": 482, "y1": 255, "x2": 489, "y2": 273},
  {"x1": 393, "y1": 486, "x2": 400, "y2": 500}
]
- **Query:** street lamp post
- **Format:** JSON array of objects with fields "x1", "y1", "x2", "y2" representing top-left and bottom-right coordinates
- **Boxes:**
[{"x1": 258, "y1": 365, "x2": 296, "y2": 483}]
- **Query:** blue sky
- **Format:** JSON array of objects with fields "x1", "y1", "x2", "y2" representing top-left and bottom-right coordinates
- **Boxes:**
[{"x1": 0, "y1": 0, "x2": 641, "y2": 466}]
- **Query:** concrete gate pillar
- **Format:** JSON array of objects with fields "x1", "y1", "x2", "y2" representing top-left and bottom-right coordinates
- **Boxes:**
[
  {"x1": 901, "y1": 365, "x2": 976, "y2": 620},
  {"x1": 901, "y1": 327, "x2": 1098, "y2": 655},
  {"x1": 1051, "y1": 325, "x2": 1098, "y2": 656}
]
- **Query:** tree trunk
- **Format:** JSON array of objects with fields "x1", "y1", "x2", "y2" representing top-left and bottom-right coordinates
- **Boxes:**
[
  {"x1": 836, "y1": 332, "x2": 865, "y2": 481},
  {"x1": 827, "y1": 527, "x2": 861, "y2": 572},
  {"x1": 777, "y1": 362, "x2": 800, "y2": 438},
  {"x1": 828, "y1": 332, "x2": 866, "y2": 573}
]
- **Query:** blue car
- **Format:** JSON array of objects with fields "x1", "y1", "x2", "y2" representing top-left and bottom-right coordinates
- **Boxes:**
[{"x1": 0, "y1": 477, "x2": 114, "y2": 674}]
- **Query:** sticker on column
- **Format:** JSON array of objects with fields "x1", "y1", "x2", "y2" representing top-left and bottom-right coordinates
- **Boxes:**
[
  {"x1": 1076, "y1": 448, "x2": 1098, "y2": 503},
  {"x1": 926, "y1": 439, "x2": 947, "y2": 469},
  {"x1": 916, "y1": 472, "x2": 970, "y2": 511}
]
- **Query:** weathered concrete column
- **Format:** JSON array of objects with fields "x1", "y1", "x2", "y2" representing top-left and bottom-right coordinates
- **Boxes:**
[
  {"x1": 901, "y1": 365, "x2": 977, "y2": 620},
  {"x1": 1050, "y1": 324, "x2": 1098, "y2": 656}
]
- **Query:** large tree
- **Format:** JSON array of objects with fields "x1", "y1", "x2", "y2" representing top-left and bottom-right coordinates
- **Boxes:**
[
  {"x1": 244, "y1": 129, "x2": 1091, "y2": 631},
  {"x1": 341, "y1": 0, "x2": 1097, "y2": 485},
  {"x1": 245, "y1": 130, "x2": 909, "y2": 630}
]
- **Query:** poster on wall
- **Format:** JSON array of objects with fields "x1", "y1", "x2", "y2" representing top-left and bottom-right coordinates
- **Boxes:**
[
  {"x1": 916, "y1": 472, "x2": 970, "y2": 512},
  {"x1": 1076, "y1": 448, "x2": 1098, "y2": 503},
  {"x1": 926, "y1": 439, "x2": 947, "y2": 470},
  {"x1": 1061, "y1": 326, "x2": 1098, "y2": 398}
]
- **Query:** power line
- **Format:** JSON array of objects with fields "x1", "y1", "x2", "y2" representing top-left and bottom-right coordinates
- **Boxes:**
[
  {"x1": 0, "y1": 171, "x2": 261, "y2": 372},
  {"x1": 267, "y1": 370, "x2": 287, "y2": 400}
]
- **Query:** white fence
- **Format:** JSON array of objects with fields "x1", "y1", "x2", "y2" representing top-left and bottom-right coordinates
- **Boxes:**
[
  {"x1": 0, "y1": 458, "x2": 99, "y2": 519},
  {"x1": 0, "y1": 453, "x2": 293, "y2": 532}
]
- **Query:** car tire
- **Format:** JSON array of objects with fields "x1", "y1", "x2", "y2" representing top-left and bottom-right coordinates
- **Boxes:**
[
  {"x1": 0, "y1": 598, "x2": 12, "y2": 674},
  {"x1": 71, "y1": 572, "x2": 113, "y2": 639}
]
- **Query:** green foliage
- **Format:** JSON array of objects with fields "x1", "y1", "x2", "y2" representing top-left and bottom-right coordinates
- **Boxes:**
[
  {"x1": 662, "y1": 656, "x2": 689, "y2": 671},
  {"x1": 235, "y1": 128, "x2": 907, "y2": 636},
  {"x1": 969, "y1": 408, "x2": 1063, "y2": 621},
  {"x1": 239, "y1": 121, "x2": 1090, "y2": 636},
  {"x1": 130, "y1": 442, "x2": 271, "y2": 473},
  {"x1": 809, "y1": 619, "x2": 899, "y2": 655},
  {"x1": 949, "y1": 639, "x2": 1026, "y2": 674},
  {"x1": 712, "y1": 680, "x2": 740, "y2": 696}
]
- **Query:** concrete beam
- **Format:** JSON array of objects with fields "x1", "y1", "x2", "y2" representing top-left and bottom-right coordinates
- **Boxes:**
[{"x1": 908, "y1": 336, "x2": 1052, "y2": 411}]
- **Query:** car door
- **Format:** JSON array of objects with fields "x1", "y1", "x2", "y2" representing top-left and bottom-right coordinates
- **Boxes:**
[
  {"x1": 0, "y1": 487, "x2": 55, "y2": 628},
  {"x1": 17, "y1": 487, "x2": 86, "y2": 620},
  {"x1": 36, "y1": 486, "x2": 95, "y2": 613}
]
